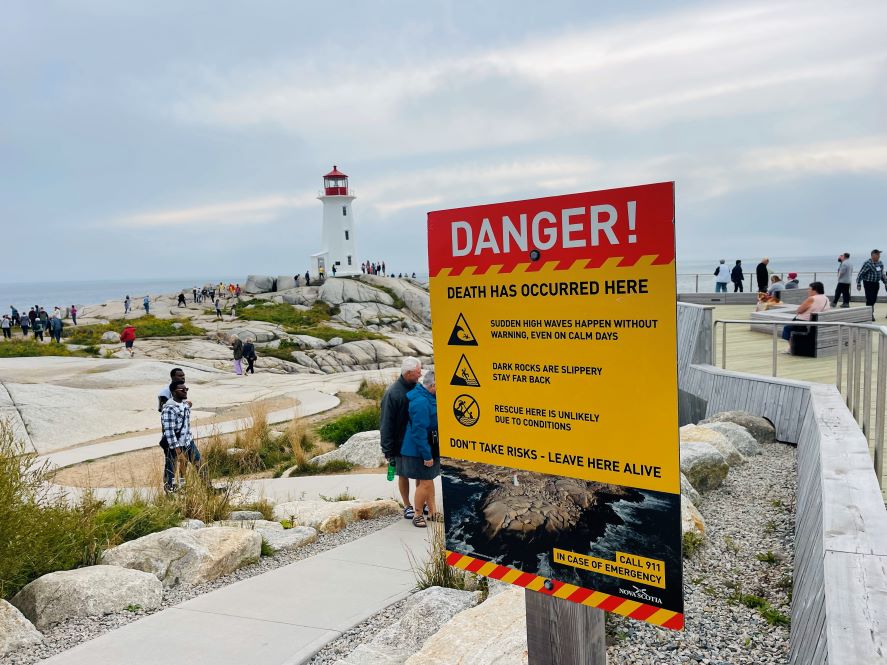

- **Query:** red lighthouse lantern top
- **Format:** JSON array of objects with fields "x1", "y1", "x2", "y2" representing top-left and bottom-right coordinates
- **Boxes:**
[{"x1": 323, "y1": 165, "x2": 349, "y2": 196}]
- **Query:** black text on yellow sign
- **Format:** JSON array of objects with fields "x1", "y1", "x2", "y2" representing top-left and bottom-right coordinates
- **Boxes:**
[
  {"x1": 432, "y1": 262, "x2": 679, "y2": 493},
  {"x1": 553, "y1": 548, "x2": 666, "y2": 589}
]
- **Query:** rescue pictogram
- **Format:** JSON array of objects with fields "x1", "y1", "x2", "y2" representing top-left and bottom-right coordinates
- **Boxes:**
[
  {"x1": 450, "y1": 354, "x2": 480, "y2": 387},
  {"x1": 448, "y1": 313, "x2": 478, "y2": 346},
  {"x1": 453, "y1": 394, "x2": 480, "y2": 426}
]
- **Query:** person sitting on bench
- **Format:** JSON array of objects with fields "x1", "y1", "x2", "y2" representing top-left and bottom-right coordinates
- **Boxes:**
[{"x1": 781, "y1": 281, "x2": 830, "y2": 354}]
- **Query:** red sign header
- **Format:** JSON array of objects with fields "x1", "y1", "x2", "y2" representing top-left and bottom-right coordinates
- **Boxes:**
[{"x1": 427, "y1": 182, "x2": 674, "y2": 277}]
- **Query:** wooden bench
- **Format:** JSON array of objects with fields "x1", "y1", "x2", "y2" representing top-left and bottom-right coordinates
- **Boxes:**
[
  {"x1": 749, "y1": 306, "x2": 797, "y2": 335},
  {"x1": 787, "y1": 307, "x2": 873, "y2": 357}
]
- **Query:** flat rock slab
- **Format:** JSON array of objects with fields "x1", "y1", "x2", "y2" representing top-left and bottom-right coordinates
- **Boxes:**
[
  {"x1": 0, "y1": 599, "x2": 43, "y2": 656},
  {"x1": 11, "y1": 565, "x2": 162, "y2": 630},
  {"x1": 100, "y1": 526, "x2": 261, "y2": 586}
]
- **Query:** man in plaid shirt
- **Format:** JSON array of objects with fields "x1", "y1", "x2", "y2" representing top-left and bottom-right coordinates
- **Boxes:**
[
  {"x1": 856, "y1": 249, "x2": 887, "y2": 320},
  {"x1": 161, "y1": 380, "x2": 204, "y2": 489}
]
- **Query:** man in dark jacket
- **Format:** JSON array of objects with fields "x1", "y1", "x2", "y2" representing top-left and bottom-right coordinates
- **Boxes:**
[
  {"x1": 730, "y1": 260, "x2": 744, "y2": 292},
  {"x1": 755, "y1": 258, "x2": 770, "y2": 293},
  {"x1": 380, "y1": 357, "x2": 422, "y2": 517}
]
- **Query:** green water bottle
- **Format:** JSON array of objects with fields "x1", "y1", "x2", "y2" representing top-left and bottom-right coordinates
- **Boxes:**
[{"x1": 387, "y1": 460, "x2": 396, "y2": 481}]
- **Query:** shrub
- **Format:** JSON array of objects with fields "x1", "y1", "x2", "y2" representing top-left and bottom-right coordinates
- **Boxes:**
[
  {"x1": 287, "y1": 459, "x2": 354, "y2": 476},
  {"x1": 94, "y1": 502, "x2": 181, "y2": 543},
  {"x1": 317, "y1": 406, "x2": 380, "y2": 445},
  {"x1": 682, "y1": 531, "x2": 703, "y2": 557},
  {"x1": 63, "y1": 315, "x2": 202, "y2": 345},
  {"x1": 233, "y1": 499, "x2": 275, "y2": 521},
  {"x1": 0, "y1": 339, "x2": 100, "y2": 358}
]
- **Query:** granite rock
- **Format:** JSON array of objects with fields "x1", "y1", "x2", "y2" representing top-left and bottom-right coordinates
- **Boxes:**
[
  {"x1": 0, "y1": 599, "x2": 43, "y2": 656},
  {"x1": 11, "y1": 566, "x2": 162, "y2": 630},
  {"x1": 311, "y1": 430, "x2": 386, "y2": 469},
  {"x1": 272, "y1": 499, "x2": 400, "y2": 533},
  {"x1": 680, "y1": 441, "x2": 729, "y2": 492},
  {"x1": 700, "y1": 411, "x2": 776, "y2": 444},
  {"x1": 699, "y1": 421, "x2": 761, "y2": 456},
  {"x1": 680, "y1": 424, "x2": 745, "y2": 466}
]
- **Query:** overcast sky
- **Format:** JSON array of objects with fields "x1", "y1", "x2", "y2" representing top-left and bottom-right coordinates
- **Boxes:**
[{"x1": 2, "y1": 1, "x2": 885, "y2": 282}]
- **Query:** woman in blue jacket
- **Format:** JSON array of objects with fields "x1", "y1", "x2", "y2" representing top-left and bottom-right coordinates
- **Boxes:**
[{"x1": 398, "y1": 371, "x2": 439, "y2": 527}]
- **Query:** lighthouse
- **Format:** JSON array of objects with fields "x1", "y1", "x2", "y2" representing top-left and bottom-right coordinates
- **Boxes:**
[{"x1": 311, "y1": 165, "x2": 359, "y2": 278}]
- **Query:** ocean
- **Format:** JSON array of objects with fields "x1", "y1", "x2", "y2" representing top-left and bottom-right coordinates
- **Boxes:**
[{"x1": 0, "y1": 255, "x2": 853, "y2": 311}]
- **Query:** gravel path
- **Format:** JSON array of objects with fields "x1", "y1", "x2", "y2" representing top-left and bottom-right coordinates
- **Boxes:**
[
  {"x1": 607, "y1": 439, "x2": 796, "y2": 664},
  {"x1": 5, "y1": 514, "x2": 400, "y2": 665}
]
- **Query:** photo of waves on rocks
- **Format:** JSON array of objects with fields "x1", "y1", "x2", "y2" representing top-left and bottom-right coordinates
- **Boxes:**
[{"x1": 442, "y1": 459, "x2": 683, "y2": 612}]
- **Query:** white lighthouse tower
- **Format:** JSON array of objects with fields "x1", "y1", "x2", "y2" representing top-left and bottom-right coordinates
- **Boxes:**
[{"x1": 311, "y1": 165, "x2": 359, "y2": 278}]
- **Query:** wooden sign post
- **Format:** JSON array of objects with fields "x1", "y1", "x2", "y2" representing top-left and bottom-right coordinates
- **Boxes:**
[{"x1": 526, "y1": 591, "x2": 606, "y2": 664}]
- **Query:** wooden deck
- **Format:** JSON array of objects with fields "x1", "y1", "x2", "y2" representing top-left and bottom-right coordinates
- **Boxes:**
[{"x1": 709, "y1": 303, "x2": 887, "y2": 497}]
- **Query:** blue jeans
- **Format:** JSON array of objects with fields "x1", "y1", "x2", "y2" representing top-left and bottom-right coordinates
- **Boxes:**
[{"x1": 715, "y1": 282, "x2": 727, "y2": 292}]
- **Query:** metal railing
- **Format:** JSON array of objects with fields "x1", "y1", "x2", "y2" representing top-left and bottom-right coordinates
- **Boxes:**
[
  {"x1": 678, "y1": 271, "x2": 858, "y2": 294},
  {"x1": 712, "y1": 318, "x2": 887, "y2": 486}
]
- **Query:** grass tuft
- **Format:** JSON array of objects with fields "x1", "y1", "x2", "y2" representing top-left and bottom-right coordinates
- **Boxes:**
[
  {"x1": 682, "y1": 531, "x2": 704, "y2": 557},
  {"x1": 317, "y1": 406, "x2": 380, "y2": 446},
  {"x1": 0, "y1": 339, "x2": 100, "y2": 358},
  {"x1": 64, "y1": 315, "x2": 202, "y2": 345}
]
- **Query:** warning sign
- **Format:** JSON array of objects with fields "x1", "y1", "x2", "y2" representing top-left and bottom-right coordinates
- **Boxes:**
[
  {"x1": 453, "y1": 394, "x2": 480, "y2": 426},
  {"x1": 428, "y1": 182, "x2": 683, "y2": 628},
  {"x1": 450, "y1": 355, "x2": 480, "y2": 387},
  {"x1": 448, "y1": 314, "x2": 478, "y2": 346}
]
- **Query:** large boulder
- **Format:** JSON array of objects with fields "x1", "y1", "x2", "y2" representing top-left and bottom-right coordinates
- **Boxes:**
[
  {"x1": 335, "y1": 302, "x2": 406, "y2": 328},
  {"x1": 100, "y1": 526, "x2": 261, "y2": 586},
  {"x1": 276, "y1": 275, "x2": 297, "y2": 291},
  {"x1": 337, "y1": 587, "x2": 480, "y2": 664},
  {"x1": 680, "y1": 473, "x2": 701, "y2": 504},
  {"x1": 227, "y1": 510, "x2": 264, "y2": 521},
  {"x1": 244, "y1": 275, "x2": 276, "y2": 294},
  {"x1": 312, "y1": 430, "x2": 386, "y2": 469},
  {"x1": 319, "y1": 278, "x2": 394, "y2": 307},
  {"x1": 359, "y1": 275, "x2": 432, "y2": 327},
  {"x1": 405, "y1": 587, "x2": 527, "y2": 665},
  {"x1": 698, "y1": 421, "x2": 761, "y2": 456},
  {"x1": 700, "y1": 411, "x2": 776, "y2": 444},
  {"x1": 11, "y1": 566, "x2": 162, "y2": 630},
  {"x1": 681, "y1": 495, "x2": 706, "y2": 537},
  {"x1": 272, "y1": 499, "x2": 400, "y2": 533},
  {"x1": 680, "y1": 441, "x2": 729, "y2": 492},
  {"x1": 278, "y1": 287, "x2": 320, "y2": 307},
  {"x1": 0, "y1": 599, "x2": 43, "y2": 656},
  {"x1": 101, "y1": 331, "x2": 119, "y2": 342},
  {"x1": 680, "y1": 424, "x2": 744, "y2": 467}
]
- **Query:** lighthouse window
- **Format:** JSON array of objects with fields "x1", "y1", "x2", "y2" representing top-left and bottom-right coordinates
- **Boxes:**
[
  {"x1": 347, "y1": 255, "x2": 352, "y2": 266},
  {"x1": 342, "y1": 206, "x2": 347, "y2": 216},
  {"x1": 345, "y1": 230, "x2": 350, "y2": 240}
]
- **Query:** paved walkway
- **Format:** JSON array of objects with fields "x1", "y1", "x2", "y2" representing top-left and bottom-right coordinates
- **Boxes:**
[
  {"x1": 40, "y1": 518, "x2": 430, "y2": 665},
  {"x1": 39, "y1": 388, "x2": 340, "y2": 469}
]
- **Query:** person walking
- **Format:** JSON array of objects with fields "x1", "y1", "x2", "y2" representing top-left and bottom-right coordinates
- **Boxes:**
[
  {"x1": 49, "y1": 312, "x2": 63, "y2": 343},
  {"x1": 143, "y1": 295, "x2": 150, "y2": 315},
  {"x1": 380, "y1": 357, "x2": 423, "y2": 519},
  {"x1": 10, "y1": 306, "x2": 19, "y2": 326},
  {"x1": 730, "y1": 260, "x2": 744, "y2": 292},
  {"x1": 398, "y1": 371, "x2": 440, "y2": 527},
  {"x1": 31, "y1": 316, "x2": 44, "y2": 342},
  {"x1": 158, "y1": 368, "x2": 189, "y2": 492},
  {"x1": 70, "y1": 305, "x2": 77, "y2": 325},
  {"x1": 242, "y1": 339, "x2": 256, "y2": 374},
  {"x1": 332, "y1": 264, "x2": 337, "y2": 277},
  {"x1": 856, "y1": 249, "x2": 887, "y2": 320},
  {"x1": 20, "y1": 314, "x2": 29, "y2": 337},
  {"x1": 755, "y1": 258, "x2": 770, "y2": 293},
  {"x1": 160, "y1": 380, "x2": 206, "y2": 490},
  {"x1": 120, "y1": 324, "x2": 136, "y2": 357},
  {"x1": 214, "y1": 298, "x2": 223, "y2": 320},
  {"x1": 305, "y1": 270, "x2": 311, "y2": 286},
  {"x1": 177, "y1": 293, "x2": 186, "y2": 307},
  {"x1": 124, "y1": 295, "x2": 131, "y2": 314},
  {"x1": 1, "y1": 315, "x2": 11, "y2": 340},
  {"x1": 231, "y1": 336, "x2": 244, "y2": 375},
  {"x1": 714, "y1": 259, "x2": 730, "y2": 292},
  {"x1": 834, "y1": 253, "x2": 853, "y2": 308}
]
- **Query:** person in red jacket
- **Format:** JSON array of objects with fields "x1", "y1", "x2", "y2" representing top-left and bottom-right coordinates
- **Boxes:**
[{"x1": 120, "y1": 325, "x2": 136, "y2": 357}]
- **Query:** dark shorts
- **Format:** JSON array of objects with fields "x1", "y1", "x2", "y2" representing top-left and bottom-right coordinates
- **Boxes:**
[
  {"x1": 396, "y1": 455, "x2": 440, "y2": 480},
  {"x1": 125, "y1": 340, "x2": 134, "y2": 349}
]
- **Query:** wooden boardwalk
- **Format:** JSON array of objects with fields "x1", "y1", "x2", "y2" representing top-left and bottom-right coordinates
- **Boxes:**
[{"x1": 709, "y1": 303, "x2": 887, "y2": 497}]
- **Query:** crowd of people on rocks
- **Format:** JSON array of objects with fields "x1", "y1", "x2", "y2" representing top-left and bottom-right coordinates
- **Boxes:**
[{"x1": 3, "y1": 305, "x2": 76, "y2": 341}]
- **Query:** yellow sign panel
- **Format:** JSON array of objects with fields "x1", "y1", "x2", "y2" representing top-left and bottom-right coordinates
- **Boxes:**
[{"x1": 428, "y1": 183, "x2": 683, "y2": 627}]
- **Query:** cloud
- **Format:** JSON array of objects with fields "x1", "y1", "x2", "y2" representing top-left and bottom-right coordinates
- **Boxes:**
[
  {"x1": 113, "y1": 193, "x2": 316, "y2": 228},
  {"x1": 158, "y1": 0, "x2": 887, "y2": 160}
]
